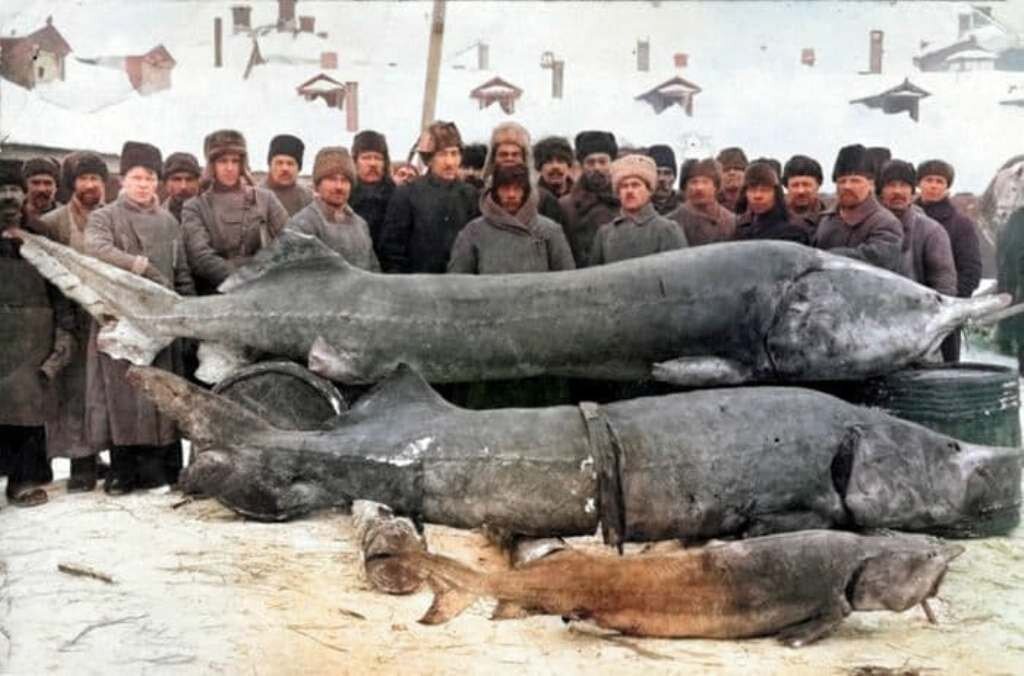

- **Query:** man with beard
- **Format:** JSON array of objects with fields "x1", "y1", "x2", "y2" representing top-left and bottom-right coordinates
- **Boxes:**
[
  {"x1": 648, "y1": 145, "x2": 680, "y2": 215},
  {"x1": 590, "y1": 154, "x2": 686, "y2": 265},
  {"x1": 669, "y1": 158, "x2": 736, "y2": 246},
  {"x1": 391, "y1": 161, "x2": 419, "y2": 186},
  {"x1": 783, "y1": 154, "x2": 828, "y2": 236},
  {"x1": 533, "y1": 136, "x2": 574, "y2": 199},
  {"x1": 261, "y1": 134, "x2": 313, "y2": 216},
  {"x1": 349, "y1": 130, "x2": 395, "y2": 256},
  {"x1": 287, "y1": 147, "x2": 379, "y2": 271},
  {"x1": 814, "y1": 144, "x2": 902, "y2": 272},
  {"x1": 878, "y1": 160, "x2": 956, "y2": 297},
  {"x1": 182, "y1": 129, "x2": 289, "y2": 294},
  {"x1": 379, "y1": 121, "x2": 479, "y2": 273},
  {"x1": 733, "y1": 162, "x2": 810, "y2": 244},
  {"x1": 716, "y1": 147, "x2": 748, "y2": 213},
  {"x1": 481, "y1": 122, "x2": 565, "y2": 225},
  {"x1": 85, "y1": 142, "x2": 195, "y2": 494},
  {"x1": 162, "y1": 152, "x2": 201, "y2": 223},
  {"x1": 0, "y1": 160, "x2": 75, "y2": 506},
  {"x1": 39, "y1": 152, "x2": 108, "y2": 248},
  {"x1": 22, "y1": 156, "x2": 61, "y2": 219},
  {"x1": 916, "y1": 159, "x2": 982, "y2": 362},
  {"x1": 459, "y1": 143, "x2": 488, "y2": 190},
  {"x1": 559, "y1": 130, "x2": 620, "y2": 267}
]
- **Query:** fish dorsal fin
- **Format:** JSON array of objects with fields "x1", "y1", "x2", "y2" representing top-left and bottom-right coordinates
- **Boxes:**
[
  {"x1": 218, "y1": 230, "x2": 349, "y2": 293},
  {"x1": 349, "y1": 364, "x2": 454, "y2": 418}
]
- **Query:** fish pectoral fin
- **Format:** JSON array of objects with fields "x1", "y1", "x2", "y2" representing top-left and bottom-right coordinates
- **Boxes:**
[
  {"x1": 308, "y1": 336, "x2": 375, "y2": 384},
  {"x1": 651, "y1": 357, "x2": 753, "y2": 387},
  {"x1": 196, "y1": 342, "x2": 253, "y2": 385},
  {"x1": 491, "y1": 600, "x2": 532, "y2": 621},
  {"x1": 776, "y1": 610, "x2": 846, "y2": 648},
  {"x1": 419, "y1": 587, "x2": 478, "y2": 625}
]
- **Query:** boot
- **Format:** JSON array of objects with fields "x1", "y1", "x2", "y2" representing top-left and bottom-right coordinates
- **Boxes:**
[
  {"x1": 103, "y1": 447, "x2": 136, "y2": 496},
  {"x1": 68, "y1": 456, "x2": 98, "y2": 493},
  {"x1": 135, "y1": 448, "x2": 168, "y2": 490}
]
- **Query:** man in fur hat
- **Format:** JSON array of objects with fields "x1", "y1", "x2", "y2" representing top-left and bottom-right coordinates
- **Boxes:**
[
  {"x1": 349, "y1": 130, "x2": 395, "y2": 256},
  {"x1": 648, "y1": 145, "x2": 680, "y2": 215},
  {"x1": 162, "y1": 152, "x2": 201, "y2": 223},
  {"x1": 287, "y1": 147, "x2": 378, "y2": 271},
  {"x1": 878, "y1": 160, "x2": 957, "y2": 298},
  {"x1": 559, "y1": 130, "x2": 620, "y2": 267},
  {"x1": 733, "y1": 162, "x2": 809, "y2": 244},
  {"x1": 669, "y1": 158, "x2": 736, "y2": 246},
  {"x1": 85, "y1": 141, "x2": 195, "y2": 494},
  {"x1": 814, "y1": 144, "x2": 903, "y2": 272},
  {"x1": 482, "y1": 122, "x2": 565, "y2": 225},
  {"x1": 590, "y1": 154, "x2": 686, "y2": 266},
  {"x1": 533, "y1": 136, "x2": 574, "y2": 199},
  {"x1": 379, "y1": 121, "x2": 479, "y2": 273},
  {"x1": 22, "y1": 156, "x2": 61, "y2": 220},
  {"x1": 783, "y1": 154, "x2": 828, "y2": 236},
  {"x1": 916, "y1": 158, "x2": 981, "y2": 362},
  {"x1": 182, "y1": 129, "x2": 289, "y2": 294},
  {"x1": 261, "y1": 133, "x2": 313, "y2": 216},
  {"x1": 39, "y1": 152, "x2": 108, "y2": 251},
  {"x1": 715, "y1": 147, "x2": 748, "y2": 213},
  {"x1": 459, "y1": 143, "x2": 488, "y2": 191}
]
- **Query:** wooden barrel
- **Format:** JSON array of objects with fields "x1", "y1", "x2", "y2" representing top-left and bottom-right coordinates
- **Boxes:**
[{"x1": 212, "y1": 361, "x2": 346, "y2": 430}]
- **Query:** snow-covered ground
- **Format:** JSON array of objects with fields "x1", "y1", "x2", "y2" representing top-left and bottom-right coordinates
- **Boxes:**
[{"x1": 1, "y1": 1, "x2": 1023, "y2": 192}]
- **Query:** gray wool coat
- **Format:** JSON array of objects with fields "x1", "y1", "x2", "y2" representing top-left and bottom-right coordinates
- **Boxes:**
[
  {"x1": 286, "y1": 198, "x2": 380, "y2": 271},
  {"x1": 896, "y1": 205, "x2": 957, "y2": 296},
  {"x1": 668, "y1": 201, "x2": 737, "y2": 246},
  {"x1": 813, "y1": 195, "x2": 904, "y2": 272},
  {"x1": 590, "y1": 202, "x2": 688, "y2": 266}
]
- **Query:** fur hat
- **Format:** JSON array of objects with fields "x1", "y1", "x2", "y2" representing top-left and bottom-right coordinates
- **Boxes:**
[
  {"x1": 416, "y1": 121, "x2": 463, "y2": 157},
  {"x1": 611, "y1": 154, "x2": 657, "y2": 192},
  {"x1": 831, "y1": 144, "x2": 875, "y2": 182},
  {"x1": 267, "y1": 134, "x2": 305, "y2": 169},
  {"x1": 352, "y1": 130, "x2": 391, "y2": 173},
  {"x1": 461, "y1": 144, "x2": 488, "y2": 171},
  {"x1": 648, "y1": 145, "x2": 677, "y2": 176},
  {"x1": 0, "y1": 159, "x2": 25, "y2": 190},
  {"x1": 680, "y1": 157, "x2": 721, "y2": 189},
  {"x1": 751, "y1": 157, "x2": 781, "y2": 181},
  {"x1": 164, "y1": 152, "x2": 201, "y2": 178},
  {"x1": 312, "y1": 146, "x2": 356, "y2": 186},
  {"x1": 916, "y1": 159, "x2": 955, "y2": 188},
  {"x1": 490, "y1": 163, "x2": 531, "y2": 198},
  {"x1": 743, "y1": 161, "x2": 780, "y2": 188},
  {"x1": 204, "y1": 129, "x2": 248, "y2": 163},
  {"x1": 716, "y1": 147, "x2": 748, "y2": 171},
  {"x1": 782, "y1": 155, "x2": 823, "y2": 185},
  {"x1": 22, "y1": 156, "x2": 60, "y2": 183},
  {"x1": 879, "y1": 160, "x2": 917, "y2": 188},
  {"x1": 533, "y1": 136, "x2": 574, "y2": 171},
  {"x1": 120, "y1": 141, "x2": 163, "y2": 178},
  {"x1": 574, "y1": 131, "x2": 618, "y2": 162},
  {"x1": 68, "y1": 151, "x2": 110, "y2": 183},
  {"x1": 486, "y1": 122, "x2": 531, "y2": 175}
]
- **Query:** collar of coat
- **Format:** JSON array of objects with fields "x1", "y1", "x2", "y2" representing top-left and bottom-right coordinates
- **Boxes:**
[
  {"x1": 834, "y1": 194, "x2": 883, "y2": 226},
  {"x1": 117, "y1": 192, "x2": 160, "y2": 214},
  {"x1": 570, "y1": 180, "x2": 619, "y2": 211},
  {"x1": 480, "y1": 189, "x2": 539, "y2": 234},
  {"x1": 917, "y1": 196, "x2": 954, "y2": 221},
  {"x1": 681, "y1": 200, "x2": 733, "y2": 227},
  {"x1": 614, "y1": 202, "x2": 658, "y2": 226},
  {"x1": 313, "y1": 197, "x2": 356, "y2": 224}
]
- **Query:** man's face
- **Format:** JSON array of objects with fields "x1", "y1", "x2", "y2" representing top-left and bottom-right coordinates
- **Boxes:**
[
  {"x1": 214, "y1": 153, "x2": 243, "y2": 187},
  {"x1": 655, "y1": 167, "x2": 676, "y2": 194},
  {"x1": 393, "y1": 165, "x2": 417, "y2": 186},
  {"x1": 582, "y1": 153, "x2": 612, "y2": 177},
  {"x1": 122, "y1": 167, "x2": 159, "y2": 204},
  {"x1": 785, "y1": 175, "x2": 820, "y2": 210},
  {"x1": 0, "y1": 184, "x2": 26, "y2": 222},
  {"x1": 618, "y1": 177, "x2": 651, "y2": 212},
  {"x1": 496, "y1": 183, "x2": 525, "y2": 213},
  {"x1": 685, "y1": 176, "x2": 717, "y2": 207},
  {"x1": 918, "y1": 175, "x2": 948, "y2": 203},
  {"x1": 74, "y1": 173, "x2": 105, "y2": 208},
  {"x1": 836, "y1": 174, "x2": 874, "y2": 209},
  {"x1": 26, "y1": 174, "x2": 57, "y2": 211},
  {"x1": 356, "y1": 151, "x2": 385, "y2": 184},
  {"x1": 880, "y1": 181, "x2": 914, "y2": 213},
  {"x1": 429, "y1": 147, "x2": 462, "y2": 181},
  {"x1": 318, "y1": 174, "x2": 352, "y2": 209},
  {"x1": 269, "y1": 155, "x2": 298, "y2": 187},
  {"x1": 495, "y1": 143, "x2": 524, "y2": 169},
  {"x1": 721, "y1": 168, "x2": 745, "y2": 191},
  {"x1": 165, "y1": 171, "x2": 200, "y2": 201},
  {"x1": 746, "y1": 184, "x2": 775, "y2": 215},
  {"x1": 540, "y1": 159, "x2": 570, "y2": 190}
]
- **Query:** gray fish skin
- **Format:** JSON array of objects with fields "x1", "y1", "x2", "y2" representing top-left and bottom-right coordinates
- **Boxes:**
[
  {"x1": 126, "y1": 365, "x2": 1022, "y2": 539},
  {"x1": 17, "y1": 231, "x2": 1010, "y2": 386}
]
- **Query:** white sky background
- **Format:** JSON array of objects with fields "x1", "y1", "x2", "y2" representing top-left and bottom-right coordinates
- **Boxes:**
[{"x1": 1, "y1": 0, "x2": 1023, "y2": 192}]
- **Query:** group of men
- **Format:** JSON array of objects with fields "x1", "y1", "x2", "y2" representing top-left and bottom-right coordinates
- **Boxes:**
[{"x1": 0, "y1": 119, "x2": 984, "y2": 508}]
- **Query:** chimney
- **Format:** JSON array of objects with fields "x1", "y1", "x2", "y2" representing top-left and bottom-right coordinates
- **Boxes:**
[
  {"x1": 345, "y1": 81, "x2": 359, "y2": 132},
  {"x1": 478, "y1": 42, "x2": 489, "y2": 70},
  {"x1": 958, "y1": 13, "x2": 972, "y2": 37},
  {"x1": 637, "y1": 38, "x2": 650, "y2": 72},
  {"x1": 801, "y1": 48, "x2": 815, "y2": 67},
  {"x1": 552, "y1": 60, "x2": 564, "y2": 99},
  {"x1": 277, "y1": 0, "x2": 297, "y2": 31},
  {"x1": 869, "y1": 30, "x2": 883, "y2": 74},
  {"x1": 673, "y1": 52, "x2": 688, "y2": 68},
  {"x1": 214, "y1": 17, "x2": 223, "y2": 68},
  {"x1": 299, "y1": 15, "x2": 315, "y2": 33},
  {"x1": 231, "y1": 5, "x2": 252, "y2": 34},
  {"x1": 321, "y1": 51, "x2": 338, "y2": 69}
]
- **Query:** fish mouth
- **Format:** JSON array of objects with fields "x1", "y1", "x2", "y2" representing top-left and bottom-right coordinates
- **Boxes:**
[{"x1": 930, "y1": 444, "x2": 1022, "y2": 538}]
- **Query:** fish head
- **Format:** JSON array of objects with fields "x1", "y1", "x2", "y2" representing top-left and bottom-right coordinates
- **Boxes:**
[{"x1": 847, "y1": 535, "x2": 964, "y2": 612}]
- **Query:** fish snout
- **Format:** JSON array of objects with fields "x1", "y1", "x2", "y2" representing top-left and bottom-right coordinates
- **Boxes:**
[{"x1": 945, "y1": 444, "x2": 1023, "y2": 538}]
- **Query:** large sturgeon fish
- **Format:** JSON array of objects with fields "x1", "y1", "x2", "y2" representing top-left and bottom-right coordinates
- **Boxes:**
[
  {"x1": 14, "y1": 229, "x2": 1012, "y2": 386},
  {"x1": 126, "y1": 364, "x2": 1022, "y2": 543}
]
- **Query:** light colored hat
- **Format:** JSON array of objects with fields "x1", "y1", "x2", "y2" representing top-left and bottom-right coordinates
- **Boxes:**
[
  {"x1": 611, "y1": 154, "x2": 657, "y2": 192},
  {"x1": 312, "y1": 146, "x2": 355, "y2": 185}
]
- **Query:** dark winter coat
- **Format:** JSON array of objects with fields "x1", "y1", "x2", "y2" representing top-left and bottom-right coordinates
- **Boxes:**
[
  {"x1": 84, "y1": 194, "x2": 195, "y2": 448},
  {"x1": 538, "y1": 176, "x2": 573, "y2": 200},
  {"x1": 350, "y1": 177, "x2": 396, "y2": 255},
  {"x1": 558, "y1": 182, "x2": 620, "y2": 268},
  {"x1": 918, "y1": 197, "x2": 983, "y2": 298},
  {"x1": 734, "y1": 207, "x2": 811, "y2": 245},
  {"x1": 997, "y1": 206, "x2": 1024, "y2": 352},
  {"x1": 668, "y1": 202, "x2": 737, "y2": 246},
  {"x1": 589, "y1": 203, "x2": 688, "y2": 266},
  {"x1": 652, "y1": 190, "x2": 682, "y2": 216},
  {"x1": 181, "y1": 184, "x2": 289, "y2": 293},
  {"x1": 378, "y1": 174, "x2": 480, "y2": 273},
  {"x1": 448, "y1": 191, "x2": 576, "y2": 274},
  {"x1": 537, "y1": 188, "x2": 566, "y2": 225},
  {"x1": 788, "y1": 197, "x2": 830, "y2": 237},
  {"x1": 261, "y1": 178, "x2": 314, "y2": 217},
  {"x1": 286, "y1": 198, "x2": 380, "y2": 271},
  {"x1": 38, "y1": 197, "x2": 100, "y2": 254},
  {"x1": 894, "y1": 205, "x2": 957, "y2": 296},
  {"x1": 813, "y1": 195, "x2": 903, "y2": 272}
]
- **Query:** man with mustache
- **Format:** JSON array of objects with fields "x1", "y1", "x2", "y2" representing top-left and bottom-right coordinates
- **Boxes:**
[
  {"x1": 878, "y1": 159, "x2": 956, "y2": 298},
  {"x1": 261, "y1": 134, "x2": 313, "y2": 216},
  {"x1": 783, "y1": 154, "x2": 828, "y2": 237},
  {"x1": 162, "y1": 152, "x2": 201, "y2": 223},
  {"x1": 813, "y1": 144, "x2": 903, "y2": 272},
  {"x1": 559, "y1": 130, "x2": 620, "y2": 267},
  {"x1": 669, "y1": 157, "x2": 736, "y2": 246},
  {"x1": 716, "y1": 147, "x2": 748, "y2": 213},
  {"x1": 533, "y1": 136, "x2": 574, "y2": 199},
  {"x1": 349, "y1": 130, "x2": 395, "y2": 257},
  {"x1": 22, "y1": 156, "x2": 61, "y2": 220},
  {"x1": 649, "y1": 145, "x2": 681, "y2": 215},
  {"x1": 481, "y1": 122, "x2": 565, "y2": 226}
]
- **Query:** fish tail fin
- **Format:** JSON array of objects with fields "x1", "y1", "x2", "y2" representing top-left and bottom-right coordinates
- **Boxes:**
[
  {"x1": 941, "y1": 292, "x2": 1011, "y2": 328},
  {"x1": 398, "y1": 549, "x2": 485, "y2": 625},
  {"x1": 17, "y1": 230, "x2": 180, "y2": 364}
]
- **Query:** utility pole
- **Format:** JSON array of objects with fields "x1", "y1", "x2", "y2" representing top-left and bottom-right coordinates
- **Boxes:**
[{"x1": 420, "y1": 0, "x2": 446, "y2": 131}]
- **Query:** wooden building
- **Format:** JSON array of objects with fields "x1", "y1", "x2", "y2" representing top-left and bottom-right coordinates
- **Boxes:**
[
  {"x1": 635, "y1": 76, "x2": 702, "y2": 116},
  {"x1": 850, "y1": 78, "x2": 931, "y2": 122},
  {"x1": 0, "y1": 18, "x2": 72, "y2": 89},
  {"x1": 297, "y1": 73, "x2": 347, "y2": 109},
  {"x1": 470, "y1": 77, "x2": 523, "y2": 114},
  {"x1": 125, "y1": 45, "x2": 176, "y2": 95}
]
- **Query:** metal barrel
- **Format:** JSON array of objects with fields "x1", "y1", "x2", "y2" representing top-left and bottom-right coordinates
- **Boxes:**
[{"x1": 212, "y1": 361, "x2": 346, "y2": 430}]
